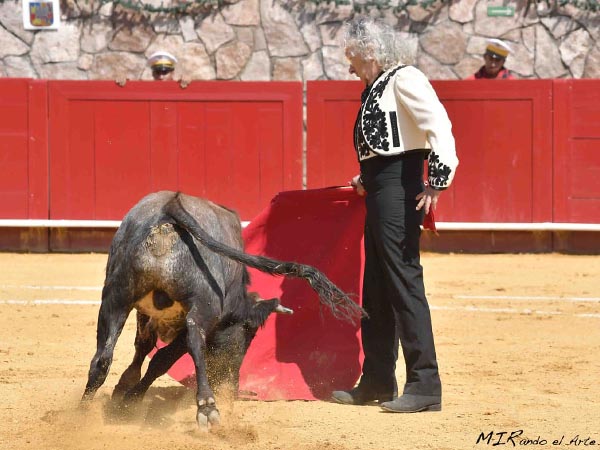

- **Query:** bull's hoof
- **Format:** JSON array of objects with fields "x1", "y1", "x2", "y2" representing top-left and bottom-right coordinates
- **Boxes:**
[
  {"x1": 197, "y1": 405, "x2": 220, "y2": 430},
  {"x1": 121, "y1": 389, "x2": 144, "y2": 406},
  {"x1": 78, "y1": 399, "x2": 92, "y2": 411},
  {"x1": 111, "y1": 388, "x2": 125, "y2": 401},
  {"x1": 112, "y1": 380, "x2": 137, "y2": 400},
  {"x1": 208, "y1": 409, "x2": 221, "y2": 426},
  {"x1": 112, "y1": 370, "x2": 141, "y2": 400},
  {"x1": 196, "y1": 411, "x2": 209, "y2": 430}
]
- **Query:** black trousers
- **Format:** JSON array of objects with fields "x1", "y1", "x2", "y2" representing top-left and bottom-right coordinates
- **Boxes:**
[{"x1": 359, "y1": 152, "x2": 442, "y2": 397}]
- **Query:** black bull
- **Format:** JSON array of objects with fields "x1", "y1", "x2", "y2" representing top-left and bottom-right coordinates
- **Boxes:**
[{"x1": 81, "y1": 191, "x2": 364, "y2": 428}]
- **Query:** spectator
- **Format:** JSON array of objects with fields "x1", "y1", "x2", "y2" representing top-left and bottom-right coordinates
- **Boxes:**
[
  {"x1": 468, "y1": 38, "x2": 514, "y2": 79},
  {"x1": 116, "y1": 50, "x2": 190, "y2": 88},
  {"x1": 148, "y1": 51, "x2": 177, "y2": 81}
]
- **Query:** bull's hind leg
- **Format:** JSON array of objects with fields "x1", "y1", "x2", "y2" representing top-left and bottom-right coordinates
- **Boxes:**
[
  {"x1": 112, "y1": 312, "x2": 157, "y2": 400},
  {"x1": 186, "y1": 304, "x2": 220, "y2": 429},
  {"x1": 82, "y1": 297, "x2": 130, "y2": 402}
]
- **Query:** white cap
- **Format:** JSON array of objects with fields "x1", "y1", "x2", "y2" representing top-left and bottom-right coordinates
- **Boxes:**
[
  {"x1": 485, "y1": 38, "x2": 512, "y2": 59},
  {"x1": 147, "y1": 51, "x2": 178, "y2": 69}
]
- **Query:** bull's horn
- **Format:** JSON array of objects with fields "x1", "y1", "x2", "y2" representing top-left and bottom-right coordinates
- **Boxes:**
[{"x1": 275, "y1": 304, "x2": 293, "y2": 315}]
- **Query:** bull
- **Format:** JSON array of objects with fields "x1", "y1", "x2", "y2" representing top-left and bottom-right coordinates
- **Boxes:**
[{"x1": 81, "y1": 191, "x2": 363, "y2": 429}]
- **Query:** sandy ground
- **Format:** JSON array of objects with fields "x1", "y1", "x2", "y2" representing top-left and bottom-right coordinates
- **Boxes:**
[{"x1": 0, "y1": 252, "x2": 599, "y2": 450}]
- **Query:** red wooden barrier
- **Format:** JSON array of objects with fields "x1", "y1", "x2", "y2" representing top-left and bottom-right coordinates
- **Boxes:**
[
  {"x1": 305, "y1": 81, "x2": 364, "y2": 190},
  {"x1": 48, "y1": 80, "x2": 303, "y2": 222},
  {"x1": 0, "y1": 79, "x2": 48, "y2": 250},
  {"x1": 553, "y1": 80, "x2": 600, "y2": 223},
  {"x1": 307, "y1": 79, "x2": 554, "y2": 223},
  {"x1": 0, "y1": 79, "x2": 29, "y2": 219},
  {"x1": 0, "y1": 79, "x2": 48, "y2": 219},
  {"x1": 432, "y1": 80, "x2": 554, "y2": 223},
  {"x1": 1, "y1": 78, "x2": 599, "y2": 252}
]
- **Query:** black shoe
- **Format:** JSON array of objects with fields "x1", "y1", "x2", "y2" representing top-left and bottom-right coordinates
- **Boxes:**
[
  {"x1": 331, "y1": 386, "x2": 395, "y2": 406},
  {"x1": 380, "y1": 394, "x2": 441, "y2": 413}
]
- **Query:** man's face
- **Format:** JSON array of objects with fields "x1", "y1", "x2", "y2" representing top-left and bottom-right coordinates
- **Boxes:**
[
  {"x1": 483, "y1": 53, "x2": 505, "y2": 78},
  {"x1": 152, "y1": 66, "x2": 175, "y2": 81},
  {"x1": 345, "y1": 48, "x2": 378, "y2": 85}
]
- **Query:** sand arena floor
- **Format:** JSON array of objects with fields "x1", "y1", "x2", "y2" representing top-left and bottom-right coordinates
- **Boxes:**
[{"x1": 0, "y1": 252, "x2": 599, "y2": 450}]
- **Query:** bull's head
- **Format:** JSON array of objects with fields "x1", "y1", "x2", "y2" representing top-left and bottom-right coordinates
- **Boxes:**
[
  {"x1": 246, "y1": 291, "x2": 293, "y2": 330},
  {"x1": 204, "y1": 293, "x2": 293, "y2": 398}
]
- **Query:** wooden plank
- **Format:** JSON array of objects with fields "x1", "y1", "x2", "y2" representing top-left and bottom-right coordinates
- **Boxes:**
[
  {"x1": 47, "y1": 80, "x2": 303, "y2": 221},
  {"x1": 553, "y1": 79, "x2": 600, "y2": 223},
  {"x1": 0, "y1": 79, "x2": 30, "y2": 218},
  {"x1": 28, "y1": 80, "x2": 49, "y2": 220}
]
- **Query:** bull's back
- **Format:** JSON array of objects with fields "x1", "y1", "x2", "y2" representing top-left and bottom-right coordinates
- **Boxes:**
[{"x1": 105, "y1": 191, "x2": 245, "y2": 297}]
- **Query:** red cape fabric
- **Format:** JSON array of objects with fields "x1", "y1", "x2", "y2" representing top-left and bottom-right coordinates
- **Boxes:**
[
  {"x1": 424, "y1": 208, "x2": 437, "y2": 233},
  {"x1": 155, "y1": 186, "x2": 367, "y2": 400}
]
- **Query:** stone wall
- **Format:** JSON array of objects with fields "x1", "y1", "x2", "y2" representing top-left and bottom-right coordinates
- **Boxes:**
[{"x1": 0, "y1": 0, "x2": 598, "y2": 82}]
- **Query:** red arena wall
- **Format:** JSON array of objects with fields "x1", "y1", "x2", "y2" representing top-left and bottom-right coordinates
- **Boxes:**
[{"x1": 0, "y1": 78, "x2": 598, "y2": 252}]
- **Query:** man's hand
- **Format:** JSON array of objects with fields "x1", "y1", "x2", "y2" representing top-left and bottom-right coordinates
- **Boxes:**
[
  {"x1": 416, "y1": 185, "x2": 441, "y2": 214},
  {"x1": 115, "y1": 76, "x2": 128, "y2": 87},
  {"x1": 350, "y1": 174, "x2": 366, "y2": 196},
  {"x1": 179, "y1": 76, "x2": 191, "y2": 89}
]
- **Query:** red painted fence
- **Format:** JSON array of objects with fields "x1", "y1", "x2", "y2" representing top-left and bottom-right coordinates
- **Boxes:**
[
  {"x1": 1, "y1": 78, "x2": 599, "y2": 252},
  {"x1": 0, "y1": 79, "x2": 48, "y2": 220},
  {"x1": 307, "y1": 80, "x2": 557, "y2": 223},
  {"x1": 553, "y1": 80, "x2": 600, "y2": 224},
  {"x1": 47, "y1": 80, "x2": 302, "y2": 222}
]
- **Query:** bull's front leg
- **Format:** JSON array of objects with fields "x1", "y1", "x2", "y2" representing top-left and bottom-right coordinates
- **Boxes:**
[
  {"x1": 112, "y1": 312, "x2": 156, "y2": 400},
  {"x1": 82, "y1": 297, "x2": 130, "y2": 403},
  {"x1": 186, "y1": 305, "x2": 220, "y2": 429}
]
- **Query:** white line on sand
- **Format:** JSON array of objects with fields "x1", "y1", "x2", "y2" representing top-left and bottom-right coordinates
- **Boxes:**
[
  {"x1": 453, "y1": 295, "x2": 600, "y2": 303},
  {"x1": 0, "y1": 285, "x2": 102, "y2": 291},
  {"x1": 0, "y1": 299, "x2": 100, "y2": 305},
  {"x1": 0, "y1": 299, "x2": 598, "y2": 320},
  {"x1": 432, "y1": 305, "x2": 563, "y2": 315},
  {"x1": 6, "y1": 288, "x2": 598, "y2": 302}
]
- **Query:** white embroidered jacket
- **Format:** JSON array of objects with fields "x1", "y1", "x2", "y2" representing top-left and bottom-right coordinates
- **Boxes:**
[{"x1": 355, "y1": 64, "x2": 459, "y2": 190}]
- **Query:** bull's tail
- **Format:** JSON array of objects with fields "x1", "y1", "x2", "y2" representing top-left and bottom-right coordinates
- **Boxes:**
[{"x1": 164, "y1": 192, "x2": 365, "y2": 324}]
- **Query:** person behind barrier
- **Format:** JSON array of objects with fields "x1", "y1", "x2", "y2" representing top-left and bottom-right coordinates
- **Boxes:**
[
  {"x1": 116, "y1": 50, "x2": 190, "y2": 88},
  {"x1": 148, "y1": 50, "x2": 177, "y2": 81},
  {"x1": 468, "y1": 38, "x2": 514, "y2": 79},
  {"x1": 330, "y1": 17, "x2": 459, "y2": 413}
]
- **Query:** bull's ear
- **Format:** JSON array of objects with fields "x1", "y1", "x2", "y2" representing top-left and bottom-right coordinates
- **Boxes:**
[{"x1": 247, "y1": 292, "x2": 261, "y2": 302}]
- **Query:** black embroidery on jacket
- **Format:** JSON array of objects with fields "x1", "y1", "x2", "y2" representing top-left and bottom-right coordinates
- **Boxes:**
[
  {"x1": 354, "y1": 111, "x2": 372, "y2": 160},
  {"x1": 354, "y1": 77, "x2": 383, "y2": 159},
  {"x1": 428, "y1": 151, "x2": 452, "y2": 187},
  {"x1": 361, "y1": 65, "x2": 405, "y2": 153}
]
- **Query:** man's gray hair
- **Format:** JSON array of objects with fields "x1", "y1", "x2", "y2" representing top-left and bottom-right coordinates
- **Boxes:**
[{"x1": 343, "y1": 18, "x2": 412, "y2": 70}]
